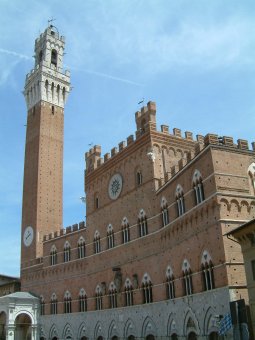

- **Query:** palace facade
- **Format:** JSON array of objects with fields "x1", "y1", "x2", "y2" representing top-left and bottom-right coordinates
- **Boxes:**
[{"x1": 1, "y1": 26, "x2": 255, "y2": 340}]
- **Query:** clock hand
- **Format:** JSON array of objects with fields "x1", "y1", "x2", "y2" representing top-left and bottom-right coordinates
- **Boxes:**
[{"x1": 26, "y1": 232, "x2": 31, "y2": 240}]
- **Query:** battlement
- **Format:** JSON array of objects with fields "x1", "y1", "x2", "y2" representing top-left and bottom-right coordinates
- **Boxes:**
[
  {"x1": 43, "y1": 221, "x2": 86, "y2": 242},
  {"x1": 84, "y1": 100, "x2": 255, "y2": 175}
]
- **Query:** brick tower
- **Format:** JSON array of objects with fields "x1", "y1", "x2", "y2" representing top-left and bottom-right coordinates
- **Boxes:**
[{"x1": 21, "y1": 26, "x2": 70, "y2": 265}]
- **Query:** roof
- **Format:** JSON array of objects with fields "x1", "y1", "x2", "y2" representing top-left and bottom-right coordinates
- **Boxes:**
[
  {"x1": 0, "y1": 291, "x2": 38, "y2": 301},
  {"x1": 225, "y1": 218, "x2": 255, "y2": 236}
]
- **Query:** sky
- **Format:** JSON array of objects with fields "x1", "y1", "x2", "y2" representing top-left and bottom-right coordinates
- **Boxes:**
[{"x1": 0, "y1": 0, "x2": 254, "y2": 277}]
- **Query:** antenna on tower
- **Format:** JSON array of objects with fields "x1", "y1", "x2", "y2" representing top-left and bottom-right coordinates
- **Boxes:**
[{"x1": 48, "y1": 17, "x2": 56, "y2": 27}]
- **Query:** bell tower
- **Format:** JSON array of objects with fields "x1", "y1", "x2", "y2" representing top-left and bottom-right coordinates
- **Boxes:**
[{"x1": 21, "y1": 25, "x2": 70, "y2": 265}]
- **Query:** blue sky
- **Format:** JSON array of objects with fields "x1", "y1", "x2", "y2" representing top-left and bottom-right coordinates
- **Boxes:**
[{"x1": 0, "y1": 0, "x2": 254, "y2": 277}]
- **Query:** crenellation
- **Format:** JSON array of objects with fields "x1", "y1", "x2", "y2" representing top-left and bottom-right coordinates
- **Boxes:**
[
  {"x1": 237, "y1": 139, "x2": 249, "y2": 150},
  {"x1": 222, "y1": 136, "x2": 234, "y2": 147},
  {"x1": 119, "y1": 141, "x2": 126, "y2": 151},
  {"x1": 111, "y1": 147, "x2": 118, "y2": 157},
  {"x1": 161, "y1": 125, "x2": 169, "y2": 133},
  {"x1": 127, "y1": 135, "x2": 134, "y2": 145},
  {"x1": 173, "y1": 128, "x2": 181, "y2": 138},
  {"x1": 85, "y1": 145, "x2": 102, "y2": 172},
  {"x1": 97, "y1": 158, "x2": 104, "y2": 167},
  {"x1": 72, "y1": 223, "x2": 78, "y2": 232},
  {"x1": 104, "y1": 153, "x2": 110, "y2": 162},
  {"x1": 196, "y1": 134, "x2": 204, "y2": 144},
  {"x1": 185, "y1": 131, "x2": 193, "y2": 140},
  {"x1": 204, "y1": 133, "x2": 218, "y2": 146},
  {"x1": 66, "y1": 226, "x2": 72, "y2": 234}
]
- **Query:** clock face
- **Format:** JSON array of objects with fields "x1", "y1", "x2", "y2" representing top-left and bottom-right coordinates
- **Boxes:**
[
  {"x1": 23, "y1": 226, "x2": 34, "y2": 247},
  {"x1": 108, "y1": 173, "x2": 123, "y2": 200}
]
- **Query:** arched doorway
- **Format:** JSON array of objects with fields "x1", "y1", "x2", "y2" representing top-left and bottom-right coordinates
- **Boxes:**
[
  {"x1": 187, "y1": 332, "x2": 197, "y2": 340},
  {"x1": 0, "y1": 312, "x2": 6, "y2": 340},
  {"x1": 146, "y1": 335, "x2": 155, "y2": 340},
  {"x1": 171, "y1": 334, "x2": 178, "y2": 340},
  {"x1": 15, "y1": 313, "x2": 32, "y2": 340},
  {"x1": 209, "y1": 332, "x2": 219, "y2": 340},
  {"x1": 81, "y1": 337, "x2": 87, "y2": 340},
  {"x1": 128, "y1": 336, "x2": 135, "y2": 340},
  {"x1": 52, "y1": 337, "x2": 58, "y2": 340}
]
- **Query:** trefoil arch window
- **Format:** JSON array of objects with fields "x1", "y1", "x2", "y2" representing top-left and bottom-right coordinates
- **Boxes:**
[
  {"x1": 138, "y1": 209, "x2": 148, "y2": 237},
  {"x1": 94, "y1": 231, "x2": 101, "y2": 254},
  {"x1": 109, "y1": 282, "x2": 117, "y2": 308},
  {"x1": 193, "y1": 170, "x2": 205, "y2": 205},
  {"x1": 95, "y1": 285, "x2": 103, "y2": 310},
  {"x1": 161, "y1": 197, "x2": 169, "y2": 227},
  {"x1": 50, "y1": 245, "x2": 57, "y2": 266},
  {"x1": 64, "y1": 291, "x2": 72, "y2": 313},
  {"x1": 142, "y1": 273, "x2": 153, "y2": 303},
  {"x1": 122, "y1": 217, "x2": 130, "y2": 243},
  {"x1": 79, "y1": 288, "x2": 87, "y2": 312},
  {"x1": 166, "y1": 265, "x2": 175, "y2": 299},
  {"x1": 107, "y1": 224, "x2": 115, "y2": 249},
  {"x1": 78, "y1": 237, "x2": 86, "y2": 259},
  {"x1": 176, "y1": 185, "x2": 185, "y2": 216},
  {"x1": 201, "y1": 250, "x2": 215, "y2": 291},
  {"x1": 136, "y1": 170, "x2": 143, "y2": 186},
  {"x1": 64, "y1": 241, "x2": 71, "y2": 262},
  {"x1": 182, "y1": 260, "x2": 193, "y2": 296},
  {"x1": 40, "y1": 296, "x2": 45, "y2": 315},
  {"x1": 124, "y1": 278, "x2": 133, "y2": 306},
  {"x1": 50, "y1": 293, "x2": 58, "y2": 314}
]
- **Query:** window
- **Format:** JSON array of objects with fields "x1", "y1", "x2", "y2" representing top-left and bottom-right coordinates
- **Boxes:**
[
  {"x1": 78, "y1": 237, "x2": 86, "y2": 259},
  {"x1": 201, "y1": 251, "x2": 215, "y2": 291},
  {"x1": 182, "y1": 260, "x2": 193, "y2": 296},
  {"x1": 109, "y1": 282, "x2": 117, "y2": 308},
  {"x1": 51, "y1": 49, "x2": 57, "y2": 66},
  {"x1": 161, "y1": 197, "x2": 169, "y2": 227},
  {"x1": 50, "y1": 245, "x2": 57, "y2": 266},
  {"x1": 142, "y1": 273, "x2": 153, "y2": 303},
  {"x1": 166, "y1": 266, "x2": 175, "y2": 299},
  {"x1": 79, "y1": 289, "x2": 87, "y2": 312},
  {"x1": 95, "y1": 285, "x2": 103, "y2": 310},
  {"x1": 40, "y1": 296, "x2": 45, "y2": 315},
  {"x1": 138, "y1": 209, "x2": 148, "y2": 237},
  {"x1": 251, "y1": 259, "x2": 255, "y2": 280},
  {"x1": 51, "y1": 105, "x2": 55, "y2": 115},
  {"x1": 64, "y1": 241, "x2": 71, "y2": 262},
  {"x1": 94, "y1": 231, "x2": 101, "y2": 254},
  {"x1": 95, "y1": 194, "x2": 99, "y2": 209},
  {"x1": 107, "y1": 224, "x2": 115, "y2": 249},
  {"x1": 64, "y1": 291, "x2": 72, "y2": 313},
  {"x1": 136, "y1": 171, "x2": 142, "y2": 186},
  {"x1": 124, "y1": 278, "x2": 133, "y2": 306},
  {"x1": 50, "y1": 293, "x2": 58, "y2": 314},
  {"x1": 193, "y1": 170, "x2": 205, "y2": 205},
  {"x1": 122, "y1": 217, "x2": 130, "y2": 243},
  {"x1": 176, "y1": 185, "x2": 185, "y2": 216}
]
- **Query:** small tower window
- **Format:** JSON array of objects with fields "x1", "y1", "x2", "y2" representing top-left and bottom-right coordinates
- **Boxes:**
[
  {"x1": 51, "y1": 49, "x2": 57, "y2": 66},
  {"x1": 51, "y1": 106, "x2": 55, "y2": 115},
  {"x1": 39, "y1": 50, "x2": 43, "y2": 63}
]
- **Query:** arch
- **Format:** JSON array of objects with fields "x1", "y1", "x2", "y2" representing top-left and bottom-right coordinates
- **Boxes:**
[
  {"x1": 219, "y1": 198, "x2": 230, "y2": 211},
  {"x1": 121, "y1": 217, "x2": 129, "y2": 227},
  {"x1": 141, "y1": 273, "x2": 153, "y2": 303},
  {"x1": 78, "y1": 322, "x2": 87, "y2": 339},
  {"x1": 167, "y1": 313, "x2": 178, "y2": 336},
  {"x1": 62, "y1": 323, "x2": 73, "y2": 339},
  {"x1": 51, "y1": 49, "x2": 58, "y2": 66},
  {"x1": 40, "y1": 325, "x2": 47, "y2": 340},
  {"x1": 49, "y1": 324, "x2": 59, "y2": 339},
  {"x1": 108, "y1": 320, "x2": 120, "y2": 339},
  {"x1": 192, "y1": 169, "x2": 202, "y2": 184},
  {"x1": 124, "y1": 318, "x2": 136, "y2": 339},
  {"x1": 15, "y1": 313, "x2": 32, "y2": 340},
  {"x1": 78, "y1": 236, "x2": 86, "y2": 258},
  {"x1": 166, "y1": 265, "x2": 175, "y2": 299},
  {"x1": 141, "y1": 316, "x2": 157, "y2": 338},
  {"x1": 63, "y1": 241, "x2": 71, "y2": 262},
  {"x1": 107, "y1": 224, "x2": 113, "y2": 233},
  {"x1": 138, "y1": 209, "x2": 148, "y2": 237},
  {"x1": 183, "y1": 309, "x2": 199, "y2": 337},
  {"x1": 203, "y1": 306, "x2": 219, "y2": 336},
  {"x1": 94, "y1": 321, "x2": 103, "y2": 340},
  {"x1": 230, "y1": 199, "x2": 241, "y2": 212}
]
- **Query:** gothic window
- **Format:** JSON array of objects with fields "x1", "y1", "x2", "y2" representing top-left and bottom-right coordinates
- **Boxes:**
[
  {"x1": 50, "y1": 293, "x2": 58, "y2": 314},
  {"x1": 193, "y1": 170, "x2": 205, "y2": 205},
  {"x1": 56, "y1": 84, "x2": 60, "y2": 104},
  {"x1": 95, "y1": 194, "x2": 99, "y2": 209},
  {"x1": 182, "y1": 260, "x2": 193, "y2": 296},
  {"x1": 176, "y1": 185, "x2": 185, "y2": 217},
  {"x1": 138, "y1": 209, "x2": 148, "y2": 237},
  {"x1": 39, "y1": 50, "x2": 43, "y2": 63},
  {"x1": 62, "y1": 87, "x2": 66, "y2": 103},
  {"x1": 78, "y1": 237, "x2": 86, "y2": 259},
  {"x1": 201, "y1": 251, "x2": 215, "y2": 291},
  {"x1": 95, "y1": 285, "x2": 103, "y2": 310},
  {"x1": 136, "y1": 170, "x2": 143, "y2": 186},
  {"x1": 107, "y1": 224, "x2": 115, "y2": 249},
  {"x1": 122, "y1": 217, "x2": 130, "y2": 243},
  {"x1": 94, "y1": 231, "x2": 101, "y2": 254},
  {"x1": 51, "y1": 49, "x2": 57, "y2": 66},
  {"x1": 64, "y1": 291, "x2": 72, "y2": 313},
  {"x1": 50, "y1": 245, "x2": 57, "y2": 266},
  {"x1": 51, "y1": 82, "x2": 54, "y2": 100},
  {"x1": 79, "y1": 289, "x2": 87, "y2": 312},
  {"x1": 124, "y1": 278, "x2": 133, "y2": 306},
  {"x1": 45, "y1": 79, "x2": 49, "y2": 100},
  {"x1": 161, "y1": 197, "x2": 169, "y2": 227},
  {"x1": 165, "y1": 266, "x2": 175, "y2": 299},
  {"x1": 40, "y1": 296, "x2": 45, "y2": 315},
  {"x1": 64, "y1": 241, "x2": 71, "y2": 262},
  {"x1": 109, "y1": 282, "x2": 117, "y2": 308},
  {"x1": 142, "y1": 273, "x2": 153, "y2": 303}
]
